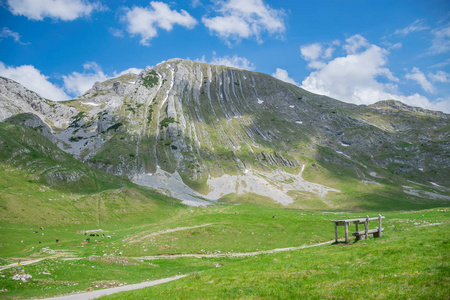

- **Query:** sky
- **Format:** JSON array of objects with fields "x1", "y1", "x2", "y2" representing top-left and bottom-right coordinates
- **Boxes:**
[{"x1": 0, "y1": 0, "x2": 449, "y2": 113}]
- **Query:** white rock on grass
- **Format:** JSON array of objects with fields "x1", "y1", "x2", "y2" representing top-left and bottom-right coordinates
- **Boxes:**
[{"x1": 12, "y1": 274, "x2": 32, "y2": 282}]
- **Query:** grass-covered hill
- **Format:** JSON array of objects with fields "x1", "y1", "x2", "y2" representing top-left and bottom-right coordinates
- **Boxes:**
[{"x1": 0, "y1": 119, "x2": 184, "y2": 228}]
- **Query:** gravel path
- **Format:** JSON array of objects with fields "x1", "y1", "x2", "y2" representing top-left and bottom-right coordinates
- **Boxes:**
[{"x1": 40, "y1": 275, "x2": 187, "y2": 300}]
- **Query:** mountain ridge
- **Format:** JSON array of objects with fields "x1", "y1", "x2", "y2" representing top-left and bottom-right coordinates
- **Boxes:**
[{"x1": 1, "y1": 59, "x2": 449, "y2": 208}]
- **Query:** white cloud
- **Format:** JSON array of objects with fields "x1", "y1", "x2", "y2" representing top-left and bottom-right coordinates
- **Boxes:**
[
  {"x1": 323, "y1": 47, "x2": 334, "y2": 59},
  {"x1": 62, "y1": 62, "x2": 108, "y2": 96},
  {"x1": 300, "y1": 35, "x2": 450, "y2": 113},
  {"x1": 114, "y1": 67, "x2": 143, "y2": 77},
  {"x1": 343, "y1": 34, "x2": 369, "y2": 54},
  {"x1": 393, "y1": 19, "x2": 429, "y2": 36},
  {"x1": 6, "y1": 0, "x2": 105, "y2": 21},
  {"x1": 300, "y1": 43, "x2": 322, "y2": 61},
  {"x1": 300, "y1": 42, "x2": 340, "y2": 69},
  {"x1": 430, "y1": 58, "x2": 450, "y2": 68},
  {"x1": 210, "y1": 54, "x2": 254, "y2": 70},
  {"x1": 272, "y1": 68, "x2": 298, "y2": 85},
  {"x1": 202, "y1": 0, "x2": 285, "y2": 43},
  {"x1": 405, "y1": 67, "x2": 435, "y2": 93},
  {"x1": 0, "y1": 62, "x2": 69, "y2": 100},
  {"x1": 301, "y1": 44, "x2": 394, "y2": 104},
  {"x1": 428, "y1": 23, "x2": 450, "y2": 54},
  {"x1": 124, "y1": 1, "x2": 197, "y2": 46},
  {"x1": 191, "y1": 0, "x2": 201, "y2": 8},
  {"x1": 62, "y1": 62, "x2": 143, "y2": 96},
  {"x1": 428, "y1": 70, "x2": 450, "y2": 83},
  {"x1": 108, "y1": 27, "x2": 124, "y2": 38},
  {"x1": 389, "y1": 42, "x2": 402, "y2": 50},
  {"x1": 0, "y1": 27, "x2": 28, "y2": 45}
]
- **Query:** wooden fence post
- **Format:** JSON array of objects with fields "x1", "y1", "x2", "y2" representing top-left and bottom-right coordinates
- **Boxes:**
[
  {"x1": 344, "y1": 222, "x2": 349, "y2": 244},
  {"x1": 334, "y1": 223, "x2": 338, "y2": 243},
  {"x1": 365, "y1": 215, "x2": 369, "y2": 240},
  {"x1": 378, "y1": 214, "x2": 382, "y2": 238},
  {"x1": 355, "y1": 222, "x2": 359, "y2": 240}
]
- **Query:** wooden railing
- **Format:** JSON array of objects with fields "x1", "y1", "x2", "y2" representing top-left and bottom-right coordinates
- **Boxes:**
[{"x1": 331, "y1": 215, "x2": 385, "y2": 244}]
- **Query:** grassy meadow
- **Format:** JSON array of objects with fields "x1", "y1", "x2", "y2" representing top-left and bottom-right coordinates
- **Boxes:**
[{"x1": 0, "y1": 199, "x2": 448, "y2": 299}]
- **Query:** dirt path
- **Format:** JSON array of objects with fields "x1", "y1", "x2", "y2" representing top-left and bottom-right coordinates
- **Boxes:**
[
  {"x1": 126, "y1": 223, "x2": 213, "y2": 243},
  {"x1": 134, "y1": 239, "x2": 335, "y2": 260},
  {"x1": 2, "y1": 240, "x2": 335, "y2": 299},
  {"x1": 1, "y1": 239, "x2": 333, "y2": 271},
  {"x1": 0, "y1": 251, "x2": 79, "y2": 271},
  {"x1": 40, "y1": 274, "x2": 187, "y2": 300},
  {"x1": 0, "y1": 257, "x2": 47, "y2": 271}
]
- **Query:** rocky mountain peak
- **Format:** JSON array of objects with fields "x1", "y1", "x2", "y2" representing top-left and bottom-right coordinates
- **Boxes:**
[{"x1": 0, "y1": 60, "x2": 449, "y2": 207}]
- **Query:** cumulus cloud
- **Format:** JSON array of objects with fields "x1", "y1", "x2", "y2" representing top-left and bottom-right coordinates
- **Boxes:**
[
  {"x1": 299, "y1": 34, "x2": 450, "y2": 113},
  {"x1": 405, "y1": 67, "x2": 435, "y2": 93},
  {"x1": 62, "y1": 62, "x2": 142, "y2": 96},
  {"x1": 124, "y1": 1, "x2": 197, "y2": 46},
  {"x1": 428, "y1": 23, "x2": 450, "y2": 54},
  {"x1": 300, "y1": 41, "x2": 340, "y2": 69},
  {"x1": 343, "y1": 34, "x2": 370, "y2": 54},
  {"x1": 0, "y1": 27, "x2": 29, "y2": 45},
  {"x1": 272, "y1": 68, "x2": 298, "y2": 85},
  {"x1": 62, "y1": 62, "x2": 108, "y2": 95},
  {"x1": 202, "y1": 0, "x2": 285, "y2": 43},
  {"x1": 0, "y1": 62, "x2": 69, "y2": 100},
  {"x1": 6, "y1": 0, "x2": 105, "y2": 21},
  {"x1": 300, "y1": 43, "x2": 322, "y2": 61},
  {"x1": 209, "y1": 54, "x2": 255, "y2": 70},
  {"x1": 393, "y1": 19, "x2": 429, "y2": 36},
  {"x1": 301, "y1": 43, "x2": 396, "y2": 104}
]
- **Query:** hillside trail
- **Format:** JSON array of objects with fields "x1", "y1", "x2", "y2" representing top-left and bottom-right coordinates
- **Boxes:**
[
  {"x1": 133, "y1": 239, "x2": 335, "y2": 260},
  {"x1": 0, "y1": 250, "x2": 78, "y2": 271},
  {"x1": 3, "y1": 240, "x2": 336, "y2": 299},
  {"x1": 0, "y1": 238, "x2": 335, "y2": 271},
  {"x1": 40, "y1": 274, "x2": 187, "y2": 300}
]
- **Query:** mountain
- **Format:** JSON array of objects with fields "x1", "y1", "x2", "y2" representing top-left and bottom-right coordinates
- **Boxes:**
[{"x1": 1, "y1": 59, "x2": 449, "y2": 209}]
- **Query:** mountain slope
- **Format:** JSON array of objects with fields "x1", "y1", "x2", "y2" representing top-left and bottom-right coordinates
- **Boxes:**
[
  {"x1": 1, "y1": 59, "x2": 449, "y2": 209},
  {"x1": 0, "y1": 119, "x2": 183, "y2": 226}
]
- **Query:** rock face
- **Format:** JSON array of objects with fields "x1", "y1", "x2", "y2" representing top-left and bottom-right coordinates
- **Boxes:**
[
  {"x1": 1, "y1": 59, "x2": 449, "y2": 206},
  {"x1": 0, "y1": 76, "x2": 77, "y2": 128}
]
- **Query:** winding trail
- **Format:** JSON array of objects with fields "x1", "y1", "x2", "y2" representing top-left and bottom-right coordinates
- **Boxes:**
[
  {"x1": 133, "y1": 239, "x2": 335, "y2": 260},
  {"x1": 2, "y1": 239, "x2": 336, "y2": 299},
  {"x1": 0, "y1": 257, "x2": 47, "y2": 271},
  {"x1": 40, "y1": 275, "x2": 187, "y2": 300}
]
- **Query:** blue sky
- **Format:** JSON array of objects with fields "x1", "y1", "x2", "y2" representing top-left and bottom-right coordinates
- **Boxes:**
[{"x1": 0, "y1": 0, "x2": 449, "y2": 112}]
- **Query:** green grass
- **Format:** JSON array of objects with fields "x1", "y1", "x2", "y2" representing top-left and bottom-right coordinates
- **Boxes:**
[
  {"x1": 142, "y1": 70, "x2": 159, "y2": 89},
  {"x1": 160, "y1": 117, "x2": 178, "y2": 128},
  {"x1": 100, "y1": 209, "x2": 449, "y2": 300},
  {"x1": 0, "y1": 192, "x2": 448, "y2": 299},
  {"x1": 0, "y1": 256, "x2": 220, "y2": 299}
]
